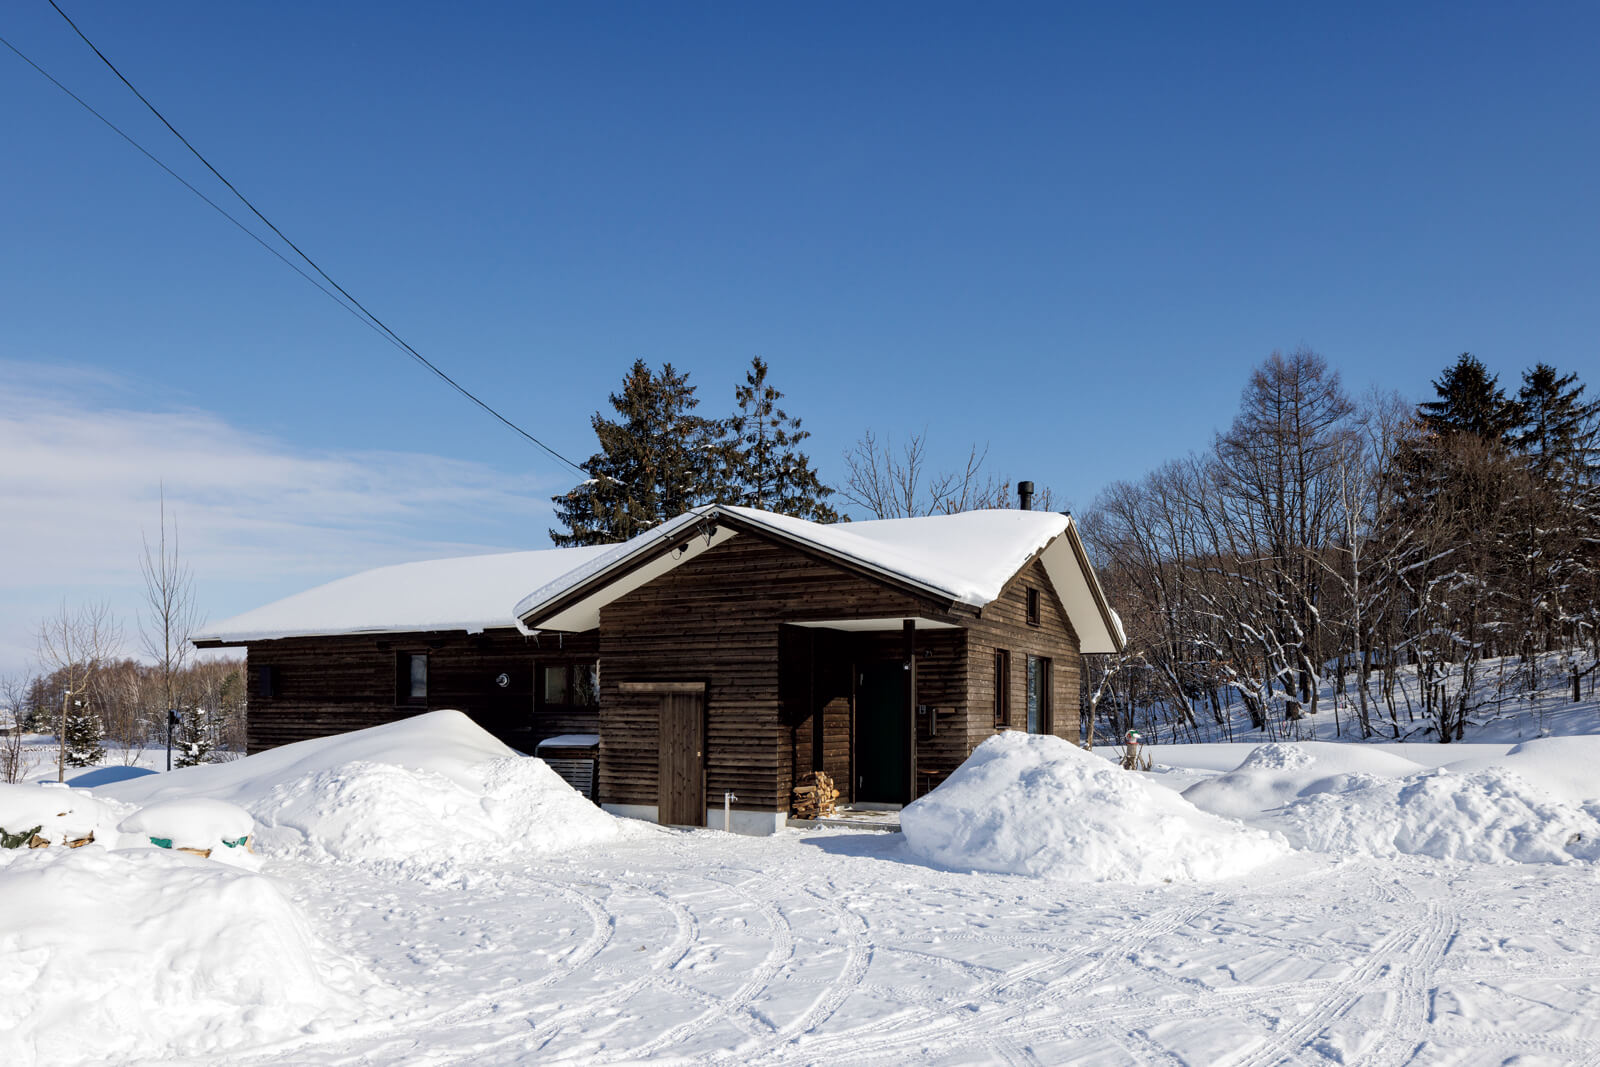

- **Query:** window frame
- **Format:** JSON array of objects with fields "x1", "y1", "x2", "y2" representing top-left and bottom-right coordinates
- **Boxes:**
[
  {"x1": 1025, "y1": 653, "x2": 1052, "y2": 735},
  {"x1": 536, "y1": 660, "x2": 600, "y2": 715},
  {"x1": 994, "y1": 648, "x2": 1011, "y2": 729},
  {"x1": 396, "y1": 652, "x2": 428, "y2": 706},
  {"x1": 1025, "y1": 586, "x2": 1042, "y2": 627}
]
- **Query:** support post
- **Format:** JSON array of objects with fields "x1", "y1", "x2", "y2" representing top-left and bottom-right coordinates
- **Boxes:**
[{"x1": 903, "y1": 618, "x2": 917, "y2": 803}]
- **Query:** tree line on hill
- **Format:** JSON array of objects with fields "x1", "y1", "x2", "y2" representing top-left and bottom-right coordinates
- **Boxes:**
[{"x1": 1081, "y1": 350, "x2": 1600, "y2": 743}]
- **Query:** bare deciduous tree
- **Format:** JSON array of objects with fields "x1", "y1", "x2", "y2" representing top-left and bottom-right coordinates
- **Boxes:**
[
  {"x1": 841, "y1": 430, "x2": 1058, "y2": 518},
  {"x1": 35, "y1": 601, "x2": 122, "y2": 782}
]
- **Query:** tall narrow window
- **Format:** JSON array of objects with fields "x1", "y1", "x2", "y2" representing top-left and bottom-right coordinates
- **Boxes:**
[
  {"x1": 994, "y1": 649, "x2": 1011, "y2": 728},
  {"x1": 1025, "y1": 654, "x2": 1051, "y2": 734},
  {"x1": 397, "y1": 652, "x2": 428, "y2": 705},
  {"x1": 1026, "y1": 587, "x2": 1042, "y2": 626}
]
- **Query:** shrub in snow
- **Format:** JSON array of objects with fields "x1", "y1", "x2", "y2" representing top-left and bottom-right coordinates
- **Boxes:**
[
  {"x1": 900, "y1": 732, "x2": 1288, "y2": 884},
  {"x1": 0, "y1": 846, "x2": 377, "y2": 1066},
  {"x1": 1272, "y1": 767, "x2": 1600, "y2": 865}
]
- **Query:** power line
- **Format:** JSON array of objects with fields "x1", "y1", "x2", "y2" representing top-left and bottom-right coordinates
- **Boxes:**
[{"x1": 19, "y1": 3, "x2": 593, "y2": 477}]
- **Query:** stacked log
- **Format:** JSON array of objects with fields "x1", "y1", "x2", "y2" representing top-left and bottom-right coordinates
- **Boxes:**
[{"x1": 792, "y1": 771, "x2": 840, "y2": 819}]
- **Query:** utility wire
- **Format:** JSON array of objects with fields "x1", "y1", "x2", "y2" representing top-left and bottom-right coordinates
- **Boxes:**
[
  {"x1": 28, "y1": 1, "x2": 593, "y2": 477},
  {"x1": 0, "y1": 33, "x2": 394, "y2": 350}
]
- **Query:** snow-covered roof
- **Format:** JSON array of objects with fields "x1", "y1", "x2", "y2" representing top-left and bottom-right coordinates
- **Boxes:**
[
  {"x1": 195, "y1": 545, "x2": 610, "y2": 645},
  {"x1": 515, "y1": 505, "x2": 1126, "y2": 653}
]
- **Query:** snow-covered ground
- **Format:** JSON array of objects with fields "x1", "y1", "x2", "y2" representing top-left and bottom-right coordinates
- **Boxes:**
[{"x1": 4, "y1": 711, "x2": 1600, "y2": 1064}]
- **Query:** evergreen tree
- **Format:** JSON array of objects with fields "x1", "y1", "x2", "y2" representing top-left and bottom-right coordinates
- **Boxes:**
[
  {"x1": 62, "y1": 708, "x2": 104, "y2": 767},
  {"x1": 1419, "y1": 353, "x2": 1521, "y2": 443},
  {"x1": 722, "y1": 357, "x2": 838, "y2": 522},
  {"x1": 550, "y1": 360, "x2": 720, "y2": 546},
  {"x1": 175, "y1": 706, "x2": 213, "y2": 767},
  {"x1": 1516, "y1": 363, "x2": 1600, "y2": 483}
]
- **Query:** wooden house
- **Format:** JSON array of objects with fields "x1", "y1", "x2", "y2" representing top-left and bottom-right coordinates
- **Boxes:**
[{"x1": 196, "y1": 502, "x2": 1123, "y2": 834}]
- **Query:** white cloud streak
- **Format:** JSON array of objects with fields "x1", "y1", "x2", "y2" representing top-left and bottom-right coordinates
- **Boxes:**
[{"x1": 0, "y1": 361, "x2": 565, "y2": 676}]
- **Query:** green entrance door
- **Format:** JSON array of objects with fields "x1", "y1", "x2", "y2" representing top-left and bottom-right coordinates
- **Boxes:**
[{"x1": 856, "y1": 662, "x2": 908, "y2": 803}]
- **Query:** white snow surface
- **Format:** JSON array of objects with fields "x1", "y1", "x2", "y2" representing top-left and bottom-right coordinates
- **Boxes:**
[
  {"x1": 0, "y1": 783, "x2": 126, "y2": 845},
  {"x1": 1175, "y1": 740, "x2": 1600, "y2": 865},
  {"x1": 901, "y1": 732, "x2": 1289, "y2": 882},
  {"x1": 195, "y1": 544, "x2": 611, "y2": 643},
  {"x1": 119, "y1": 797, "x2": 255, "y2": 848},
  {"x1": 0, "y1": 845, "x2": 379, "y2": 1067},
  {"x1": 253, "y1": 755, "x2": 628, "y2": 866},
  {"x1": 103, "y1": 711, "x2": 633, "y2": 869}
]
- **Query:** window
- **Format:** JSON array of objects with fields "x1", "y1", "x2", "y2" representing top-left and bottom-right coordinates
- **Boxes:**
[
  {"x1": 994, "y1": 649, "x2": 1010, "y2": 728},
  {"x1": 1025, "y1": 654, "x2": 1051, "y2": 734},
  {"x1": 397, "y1": 653, "x2": 427, "y2": 705},
  {"x1": 539, "y1": 662, "x2": 599, "y2": 713},
  {"x1": 255, "y1": 664, "x2": 277, "y2": 699},
  {"x1": 1026, "y1": 587, "x2": 1042, "y2": 626}
]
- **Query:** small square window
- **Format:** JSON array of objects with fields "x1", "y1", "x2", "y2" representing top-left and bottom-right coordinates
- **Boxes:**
[{"x1": 1026, "y1": 587, "x2": 1041, "y2": 626}]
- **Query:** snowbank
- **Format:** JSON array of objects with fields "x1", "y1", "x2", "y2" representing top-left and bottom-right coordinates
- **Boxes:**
[
  {"x1": 0, "y1": 846, "x2": 376, "y2": 1066},
  {"x1": 1272, "y1": 767, "x2": 1600, "y2": 865},
  {"x1": 1181, "y1": 742, "x2": 1429, "y2": 820},
  {"x1": 0, "y1": 783, "x2": 128, "y2": 848},
  {"x1": 255, "y1": 755, "x2": 624, "y2": 866},
  {"x1": 1181, "y1": 742, "x2": 1600, "y2": 865},
  {"x1": 103, "y1": 711, "x2": 633, "y2": 868},
  {"x1": 901, "y1": 732, "x2": 1288, "y2": 884},
  {"x1": 119, "y1": 798, "x2": 258, "y2": 869}
]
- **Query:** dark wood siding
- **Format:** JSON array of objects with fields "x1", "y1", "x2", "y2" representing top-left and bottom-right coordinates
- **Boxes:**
[
  {"x1": 243, "y1": 629, "x2": 599, "y2": 754},
  {"x1": 966, "y1": 557, "x2": 1082, "y2": 751},
  {"x1": 596, "y1": 532, "x2": 958, "y2": 813}
]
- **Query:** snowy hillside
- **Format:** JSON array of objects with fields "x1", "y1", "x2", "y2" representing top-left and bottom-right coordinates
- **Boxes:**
[{"x1": 3, "y1": 710, "x2": 1599, "y2": 1064}]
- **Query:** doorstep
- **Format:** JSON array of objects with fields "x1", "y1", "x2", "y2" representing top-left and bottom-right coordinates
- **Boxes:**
[{"x1": 790, "y1": 805, "x2": 902, "y2": 833}]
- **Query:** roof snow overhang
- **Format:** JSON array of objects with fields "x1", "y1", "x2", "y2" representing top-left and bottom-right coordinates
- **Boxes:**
[{"x1": 515, "y1": 504, "x2": 1126, "y2": 653}]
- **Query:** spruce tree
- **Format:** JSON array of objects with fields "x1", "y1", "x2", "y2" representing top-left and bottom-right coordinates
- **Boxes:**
[
  {"x1": 175, "y1": 706, "x2": 213, "y2": 767},
  {"x1": 62, "y1": 708, "x2": 104, "y2": 767},
  {"x1": 1516, "y1": 363, "x2": 1600, "y2": 483},
  {"x1": 1420, "y1": 353, "x2": 1521, "y2": 443},
  {"x1": 722, "y1": 357, "x2": 838, "y2": 522},
  {"x1": 550, "y1": 360, "x2": 720, "y2": 546}
]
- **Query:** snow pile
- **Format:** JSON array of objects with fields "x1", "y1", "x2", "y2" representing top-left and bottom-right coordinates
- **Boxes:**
[
  {"x1": 254, "y1": 755, "x2": 623, "y2": 866},
  {"x1": 0, "y1": 846, "x2": 376, "y2": 1066},
  {"x1": 119, "y1": 799, "x2": 258, "y2": 869},
  {"x1": 900, "y1": 732, "x2": 1288, "y2": 883},
  {"x1": 103, "y1": 711, "x2": 632, "y2": 868},
  {"x1": 1272, "y1": 767, "x2": 1600, "y2": 865},
  {"x1": 1181, "y1": 742, "x2": 1429, "y2": 820},
  {"x1": 0, "y1": 783, "x2": 128, "y2": 848}
]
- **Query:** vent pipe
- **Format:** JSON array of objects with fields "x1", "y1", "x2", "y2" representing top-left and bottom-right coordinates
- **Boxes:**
[{"x1": 1017, "y1": 480, "x2": 1034, "y2": 511}]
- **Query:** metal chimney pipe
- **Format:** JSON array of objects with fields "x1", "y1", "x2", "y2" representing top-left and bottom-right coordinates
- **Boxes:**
[{"x1": 1017, "y1": 481, "x2": 1034, "y2": 511}]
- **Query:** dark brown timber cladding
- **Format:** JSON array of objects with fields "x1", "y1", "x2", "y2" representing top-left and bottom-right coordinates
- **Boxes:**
[
  {"x1": 966, "y1": 556, "x2": 1082, "y2": 751},
  {"x1": 242, "y1": 629, "x2": 600, "y2": 754},
  {"x1": 596, "y1": 533, "x2": 957, "y2": 813}
]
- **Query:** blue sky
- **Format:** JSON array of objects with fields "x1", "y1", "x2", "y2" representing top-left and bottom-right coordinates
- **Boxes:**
[{"x1": 2, "y1": 2, "x2": 1597, "y2": 673}]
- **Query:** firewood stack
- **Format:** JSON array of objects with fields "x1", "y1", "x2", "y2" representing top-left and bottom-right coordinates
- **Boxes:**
[{"x1": 792, "y1": 771, "x2": 840, "y2": 819}]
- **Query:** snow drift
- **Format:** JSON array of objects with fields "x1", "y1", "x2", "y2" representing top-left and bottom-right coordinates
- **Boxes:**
[
  {"x1": 0, "y1": 783, "x2": 127, "y2": 848},
  {"x1": 0, "y1": 846, "x2": 375, "y2": 1066},
  {"x1": 102, "y1": 710, "x2": 633, "y2": 867},
  {"x1": 901, "y1": 732, "x2": 1288, "y2": 883},
  {"x1": 1183, "y1": 742, "x2": 1600, "y2": 865}
]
